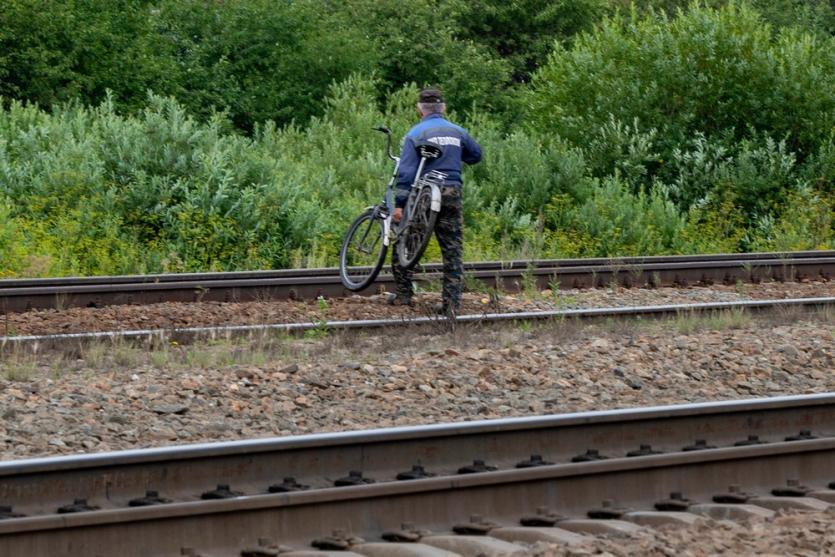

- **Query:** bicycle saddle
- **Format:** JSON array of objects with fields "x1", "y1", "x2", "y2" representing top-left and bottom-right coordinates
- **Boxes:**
[{"x1": 415, "y1": 142, "x2": 443, "y2": 159}]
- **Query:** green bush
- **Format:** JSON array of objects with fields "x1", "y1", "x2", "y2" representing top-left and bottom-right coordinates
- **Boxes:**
[
  {"x1": 669, "y1": 133, "x2": 798, "y2": 219},
  {"x1": 0, "y1": 0, "x2": 169, "y2": 111},
  {"x1": 529, "y1": 2, "x2": 835, "y2": 176},
  {"x1": 801, "y1": 134, "x2": 835, "y2": 194},
  {"x1": 0, "y1": 2, "x2": 833, "y2": 277},
  {"x1": 151, "y1": 0, "x2": 378, "y2": 132},
  {"x1": 543, "y1": 177, "x2": 686, "y2": 256},
  {"x1": 452, "y1": 0, "x2": 609, "y2": 83},
  {"x1": 749, "y1": 186, "x2": 834, "y2": 251},
  {"x1": 0, "y1": 197, "x2": 29, "y2": 277},
  {"x1": 613, "y1": 0, "x2": 835, "y2": 36},
  {"x1": 677, "y1": 191, "x2": 749, "y2": 253}
]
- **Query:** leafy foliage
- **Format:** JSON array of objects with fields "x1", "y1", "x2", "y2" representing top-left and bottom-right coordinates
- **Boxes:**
[
  {"x1": 452, "y1": 0, "x2": 608, "y2": 83},
  {"x1": 0, "y1": 2, "x2": 832, "y2": 277},
  {"x1": 0, "y1": 0, "x2": 168, "y2": 110},
  {"x1": 529, "y1": 3, "x2": 835, "y2": 161},
  {"x1": 151, "y1": 0, "x2": 378, "y2": 132}
]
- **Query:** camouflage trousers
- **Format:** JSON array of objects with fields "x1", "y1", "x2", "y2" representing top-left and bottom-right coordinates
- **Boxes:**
[{"x1": 392, "y1": 186, "x2": 463, "y2": 312}]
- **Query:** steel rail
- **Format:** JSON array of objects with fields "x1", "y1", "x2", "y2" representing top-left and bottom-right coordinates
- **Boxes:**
[
  {"x1": 2, "y1": 393, "x2": 835, "y2": 556},
  {"x1": 1, "y1": 250, "x2": 830, "y2": 287},
  {"x1": 0, "y1": 251, "x2": 833, "y2": 312},
  {"x1": 2, "y1": 295, "x2": 834, "y2": 348},
  {"x1": 0, "y1": 395, "x2": 835, "y2": 556}
]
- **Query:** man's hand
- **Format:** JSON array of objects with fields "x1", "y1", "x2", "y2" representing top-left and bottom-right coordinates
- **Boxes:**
[{"x1": 392, "y1": 207, "x2": 403, "y2": 224}]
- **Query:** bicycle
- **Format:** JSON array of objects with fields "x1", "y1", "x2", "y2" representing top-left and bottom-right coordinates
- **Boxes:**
[{"x1": 339, "y1": 126, "x2": 445, "y2": 291}]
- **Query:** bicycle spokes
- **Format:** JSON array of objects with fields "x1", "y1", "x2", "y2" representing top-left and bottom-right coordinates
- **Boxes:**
[
  {"x1": 346, "y1": 221, "x2": 381, "y2": 265},
  {"x1": 340, "y1": 209, "x2": 388, "y2": 291},
  {"x1": 355, "y1": 224, "x2": 380, "y2": 255},
  {"x1": 397, "y1": 186, "x2": 437, "y2": 269}
]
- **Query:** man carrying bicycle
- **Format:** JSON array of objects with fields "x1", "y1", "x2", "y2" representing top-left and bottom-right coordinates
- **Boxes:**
[{"x1": 388, "y1": 88, "x2": 483, "y2": 316}]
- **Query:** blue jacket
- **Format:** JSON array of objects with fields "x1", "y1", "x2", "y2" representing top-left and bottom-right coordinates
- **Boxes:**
[{"x1": 395, "y1": 113, "x2": 482, "y2": 208}]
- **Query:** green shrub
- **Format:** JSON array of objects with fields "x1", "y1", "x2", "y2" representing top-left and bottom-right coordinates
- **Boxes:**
[
  {"x1": 749, "y1": 186, "x2": 834, "y2": 251},
  {"x1": 583, "y1": 115, "x2": 661, "y2": 188},
  {"x1": 0, "y1": 197, "x2": 29, "y2": 277},
  {"x1": 452, "y1": 0, "x2": 609, "y2": 83},
  {"x1": 612, "y1": 1, "x2": 835, "y2": 36},
  {"x1": 0, "y1": 52, "x2": 831, "y2": 278},
  {"x1": 799, "y1": 133, "x2": 835, "y2": 196},
  {"x1": 543, "y1": 176, "x2": 686, "y2": 257},
  {"x1": 529, "y1": 2, "x2": 835, "y2": 175},
  {"x1": 669, "y1": 133, "x2": 798, "y2": 218},
  {"x1": 0, "y1": 0, "x2": 167, "y2": 111},
  {"x1": 678, "y1": 192, "x2": 748, "y2": 253},
  {"x1": 152, "y1": 0, "x2": 380, "y2": 132}
]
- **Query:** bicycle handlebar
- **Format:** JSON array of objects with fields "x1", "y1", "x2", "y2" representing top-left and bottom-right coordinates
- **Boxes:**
[{"x1": 373, "y1": 126, "x2": 398, "y2": 162}]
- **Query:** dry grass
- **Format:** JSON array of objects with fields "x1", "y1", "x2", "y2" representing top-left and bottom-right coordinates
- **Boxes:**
[
  {"x1": 0, "y1": 303, "x2": 831, "y2": 379},
  {"x1": 3, "y1": 355, "x2": 39, "y2": 381},
  {"x1": 671, "y1": 307, "x2": 752, "y2": 335},
  {"x1": 0, "y1": 344, "x2": 44, "y2": 380}
]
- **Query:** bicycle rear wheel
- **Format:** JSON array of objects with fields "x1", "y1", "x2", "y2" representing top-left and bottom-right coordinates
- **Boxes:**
[
  {"x1": 396, "y1": 186, "x2": 438, "y2": 270},
  {"x1": 340, "y1": 208, "x2": 388, "y2": 291}
]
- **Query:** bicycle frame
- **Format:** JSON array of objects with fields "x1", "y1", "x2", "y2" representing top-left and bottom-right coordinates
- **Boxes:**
[
  {"x1": 371, "y1": 127, "x2": 399, "y2": 248},
  {"x1": 410, "y1": 156, "x2": 444, "y2": 213},
  {"x1": 371, "y1": 126, "x2": 443, "y2": 247}
]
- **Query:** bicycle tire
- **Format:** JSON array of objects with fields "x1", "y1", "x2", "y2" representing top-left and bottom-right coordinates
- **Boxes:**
[
  {"x1": 339, "y1": 208, "x2": 388, "y2": 291},
  {"x1": 396, "y1": 186, "x2": 438, "y2": 270}
]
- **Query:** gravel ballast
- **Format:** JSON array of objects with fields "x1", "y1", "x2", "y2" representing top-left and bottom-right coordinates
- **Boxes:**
[
  {"x1": 533, "y1": 509, "x2": 835, "y2": 556},
  {"x1": 1, "y1": 307, "x2": 832, "y2": 459}
]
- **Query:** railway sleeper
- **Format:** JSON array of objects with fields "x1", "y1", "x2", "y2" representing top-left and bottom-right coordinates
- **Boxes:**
[
  {"x1": 279, "y1": 485, "x2": 835, "y2": 556},
  {"x1": 243, "y1": 495, "x2": 834, "y2": 557},
  {"x1": 4, "y1": 486, "x2": 835, "y2": 556}
]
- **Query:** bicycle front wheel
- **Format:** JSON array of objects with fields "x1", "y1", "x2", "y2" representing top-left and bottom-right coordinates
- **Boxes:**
[
  {"x1": 340, "y1": 208, "x2": 388, "y2": 291},
  {"x1": 396, "y1": 186, "x2": 438, "y2": 270}
]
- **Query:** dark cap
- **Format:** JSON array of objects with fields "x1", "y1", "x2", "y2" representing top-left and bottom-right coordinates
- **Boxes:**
[{"x1": 418, "y1": 88, "x2": 444, "y2": 104}]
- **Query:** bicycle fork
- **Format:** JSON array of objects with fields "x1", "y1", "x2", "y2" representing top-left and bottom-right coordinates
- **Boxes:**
[{"x1": 383, "y1": 189, "x2": 394, "y2": 247}]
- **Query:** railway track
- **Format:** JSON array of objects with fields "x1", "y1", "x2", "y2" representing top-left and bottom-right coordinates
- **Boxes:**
[
  {"x1": 1, "y1": 250, "x2": 833, "y2": 313},
  {"x1": 3, "y1": 295, "x2": 834, "y2": 348},
  {"x1": 2, "y1": 394, "x2": 835, "y2": 556}
]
